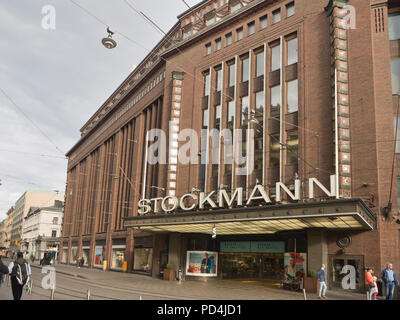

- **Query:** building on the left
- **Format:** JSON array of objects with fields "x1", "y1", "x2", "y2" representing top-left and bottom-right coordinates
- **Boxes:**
[
  {"x1": 6, "y1": 191, "x2": 64, "y2": 255},
  {"x1": 23, "y1": 200, "x2": 64, "y2": 261}
]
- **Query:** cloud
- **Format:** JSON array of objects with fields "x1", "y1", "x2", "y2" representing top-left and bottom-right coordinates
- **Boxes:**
[{"x1": 0, "y1": 0, "x2": 194, "y2": 220}]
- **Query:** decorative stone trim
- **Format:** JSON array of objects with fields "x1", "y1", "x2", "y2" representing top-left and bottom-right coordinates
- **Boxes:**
[{"x1": 166, "y1": 71, "x2": 185, "y2": 206}]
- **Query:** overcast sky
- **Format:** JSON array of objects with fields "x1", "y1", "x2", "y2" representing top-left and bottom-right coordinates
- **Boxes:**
[{"x1": 0, "y1": 0, "x2": 199, "y2": 221}]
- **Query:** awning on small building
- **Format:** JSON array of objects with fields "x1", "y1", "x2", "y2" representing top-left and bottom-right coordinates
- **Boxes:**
[{"x1": 124, "y1": 198, "x2": 376, "y2": 235}]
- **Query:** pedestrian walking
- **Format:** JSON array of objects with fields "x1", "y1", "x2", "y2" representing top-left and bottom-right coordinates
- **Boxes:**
[
  {"x1": 365, "y1": 267, "x2": 376, "y2": 300},
  {"x1": 80, "y1": 257, "x2": 85, "y2": 267},
  {"x1": 317, "y1": 264, "x2": 327, "y2": 299},
  {"x1": 0, "y1": 247, "x2": 9, "y2": 287},
  {"x1": 8, "y1": 252, "x2": 32, "y2": 301},
  {"x1": 381, "y1": 263, "x2": 399, "y2": 300}
]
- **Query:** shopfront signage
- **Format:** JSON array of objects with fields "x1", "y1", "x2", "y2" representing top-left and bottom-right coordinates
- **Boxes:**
[
  {"x1": 220, "y1": 241, "x2": 285, "y2": 253},
  {"x1": 138, "y1": 175, "x2": 337, "y2": 215},
  {"x1": 220, "y1": 241, "x2": 251, "y2": 253},
  {"x1": 250, "y1": 241, "x2": 285, "y2": 253}
]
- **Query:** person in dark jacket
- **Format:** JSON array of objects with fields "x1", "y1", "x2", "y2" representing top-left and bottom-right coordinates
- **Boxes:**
[
  {"x1": 8, "y1": 252, "x2": 31, "y2": 300},
  {"x1": 317, "y1": 264, "x2": 327, "y2": 299},
  {"x1": 0, "y1": 248, "x2": 9, "y2": 280},
  {"x1": 381, "y1": 263, "x2": 399, "y2": 300}
]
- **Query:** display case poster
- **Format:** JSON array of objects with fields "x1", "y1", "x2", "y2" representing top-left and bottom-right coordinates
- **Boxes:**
[
  {"x1": 284, "y1": 252, "x2": 307, "y2": 281},
  {"x1": 186, "y1": 251, "x2": 218, "y2": 277},
  {"x1": 94, "y1": 246, "x2": 105, "y2": 266}
]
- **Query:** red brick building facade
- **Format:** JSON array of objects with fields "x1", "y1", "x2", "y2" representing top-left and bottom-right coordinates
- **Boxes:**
[{"x1": 61, "y1": 0, "x2": 400, "y2": 291}]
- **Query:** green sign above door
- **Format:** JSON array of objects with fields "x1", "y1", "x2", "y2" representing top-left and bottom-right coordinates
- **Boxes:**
[{"x1": 220, "y1": 241, "x2": 285, "y2": 253}]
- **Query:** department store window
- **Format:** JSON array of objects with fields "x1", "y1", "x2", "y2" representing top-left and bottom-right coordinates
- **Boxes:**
[
  {"x1": 204, "y1": 72, "x2": 211, "y2": 96},
  {"x1": 206, "y1": 43, "x2": 212, "y2": 55},
  {"x1": 134, "y1": 248, "x2": 152, "y2": 273},
  {"x1": 237, "y1": 27, "x2": 244, "y2": 41},
  {"x1": 389, "y1": 12, "x2": 400, "y2": 40},
  {"x1": 286, "y1": 2, "x2": 295, "y2": 18},
  {"x1": 392, "y1": 58, "x2": 400, "y2": 95},
  {"x1": 216, "y1": 38, "x2": 222, "y2": 51},
  {"x1": 394, "y1": 115, "x2": 400, "y2": 153},
  {"x1": 184, "y1": 30, "x2": 192, "y2": 39},
  {"x1": 216, "y1": 67, "x2": 222, "y2": 92},
  {"x1": 260, "y1": 15, "x2": 268, "y2": 29},
  {"x1": 111, "y1": 246, "x2": 125, "y2": 270},
  {"x1": 286, "y1": 130, "x2": 299, "y2": 165},
  {"x1": 273, "y1": 9, "x2": 281, "y2": 24},
  {"x1": 241, "y1": 96, "x2": 250, "y2": 127},
  {"x1": 398, "y1": 178, "x2": 400, "y2": 210},
  {"x1": 228, "y1": 101, "x2": 235, "y2": 126},
  {"x1": 256, "y1": 51, "x2": 265, "y2": 78},
  {"x1": 242, "y1": 56, "x2": 250, "y2": 83},
  {"x1": 287, "y1": 80, "x2": 298, "y2": 113},
  {"x1": 270, "y1": 135, "x2": 280, "y2": 168},
  {"x1": 271, "y1": 85, "x2": 281, "y2": 114},
  {"x1": 287, "y1": 37, "x2": 298, "y2": 66},
  {"x1": 271, "y1": 44, "x2": 281, "y2": 72},
  {"x1": 206, "y1": 16, "x2": 216, "y2": 26},
  {"x1": 226, "y1": 32, "x2": 233, "y2": 46},
  {"x1": 231, "y1": 2, "x2": 242, "y2": 13},
  {"x1": 228, "y1": 62, "x2": 236, "y2": 87},
  {"x1": 248, "y1": 21, "x2": 255, "y2": 36}
]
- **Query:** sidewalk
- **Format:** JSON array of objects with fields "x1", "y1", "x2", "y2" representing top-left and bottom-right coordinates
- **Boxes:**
[{"x1": 23, "y1": 260, "x2": 372, "y2": 300}]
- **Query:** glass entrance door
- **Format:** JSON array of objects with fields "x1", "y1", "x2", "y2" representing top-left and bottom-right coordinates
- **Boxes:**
[
  {"x1": 221, "y1": 253, "x2": 284, "y2": 279},
  {"x1": 329, "y1": 255, "x2": 364, "y2": 291}
]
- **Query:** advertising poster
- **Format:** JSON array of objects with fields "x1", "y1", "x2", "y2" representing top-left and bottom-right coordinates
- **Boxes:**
[
  {"x1": 186, "y1": 251, "x2": 218, "y2": 277},
  {"x1": 94, "y1": 246, "x2": 105, "y2": 267},
  {"x1": 284, "y1": 252, "x2": 307, "y2": 281}
]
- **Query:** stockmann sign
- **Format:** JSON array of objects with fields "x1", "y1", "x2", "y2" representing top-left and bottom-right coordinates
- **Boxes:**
[{"x1": 138, "y1": 175, "x2": 338, "y2": 215}]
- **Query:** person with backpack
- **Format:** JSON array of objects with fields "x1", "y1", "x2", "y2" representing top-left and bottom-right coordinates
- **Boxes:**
[{"x1": 8, "y1": 252, "x2": 31, "y2": 300}]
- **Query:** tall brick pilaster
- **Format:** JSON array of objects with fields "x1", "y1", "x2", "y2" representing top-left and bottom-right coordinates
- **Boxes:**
[{"x1": 326, "y1": 0, "x2": 352, "y2": 198}]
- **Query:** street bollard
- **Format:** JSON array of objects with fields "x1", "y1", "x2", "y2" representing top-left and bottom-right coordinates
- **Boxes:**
[
  {"x1": 303, "y1": 288, "x2": 307, "y2": 300},
  {"x1": 87, "y1": 289, "x2": 91, "y2": 300},
  {"x1": 6, "y1": 274, "x2": 10, "y2": 287},
  {"x1": 139, "y1": 295, "x2": 142, "y2": 300},
  {"x1": 366, "y1": 291, "x2": 370, "y2": 300},
  {"x1": 50, "y1": 284, "x2": 55, "y2": 300}
]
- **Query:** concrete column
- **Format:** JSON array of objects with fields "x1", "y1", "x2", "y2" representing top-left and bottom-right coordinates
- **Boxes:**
[
  {"x1": 307, "y1": 229, "x2": 328, "y2": 279},
  {"x1": 168, "y1": 233, "x2": 182, "y2": 279}
]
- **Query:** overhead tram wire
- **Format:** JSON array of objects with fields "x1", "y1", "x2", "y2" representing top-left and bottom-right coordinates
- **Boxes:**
[
  {"x1": 0, "y1": 149, "x2": 68, "y2": 160},
  {"x1": 123, "y1": 0, "x2": 166, "y2": 36},
  {"x1": 0, "y1": 87, "x2": 65, "y2": 156}
]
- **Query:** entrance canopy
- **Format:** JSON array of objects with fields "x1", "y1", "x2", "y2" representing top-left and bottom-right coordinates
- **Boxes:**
[{"x1": 124, "y1": 199, "x2": 376, "y2": 235}]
